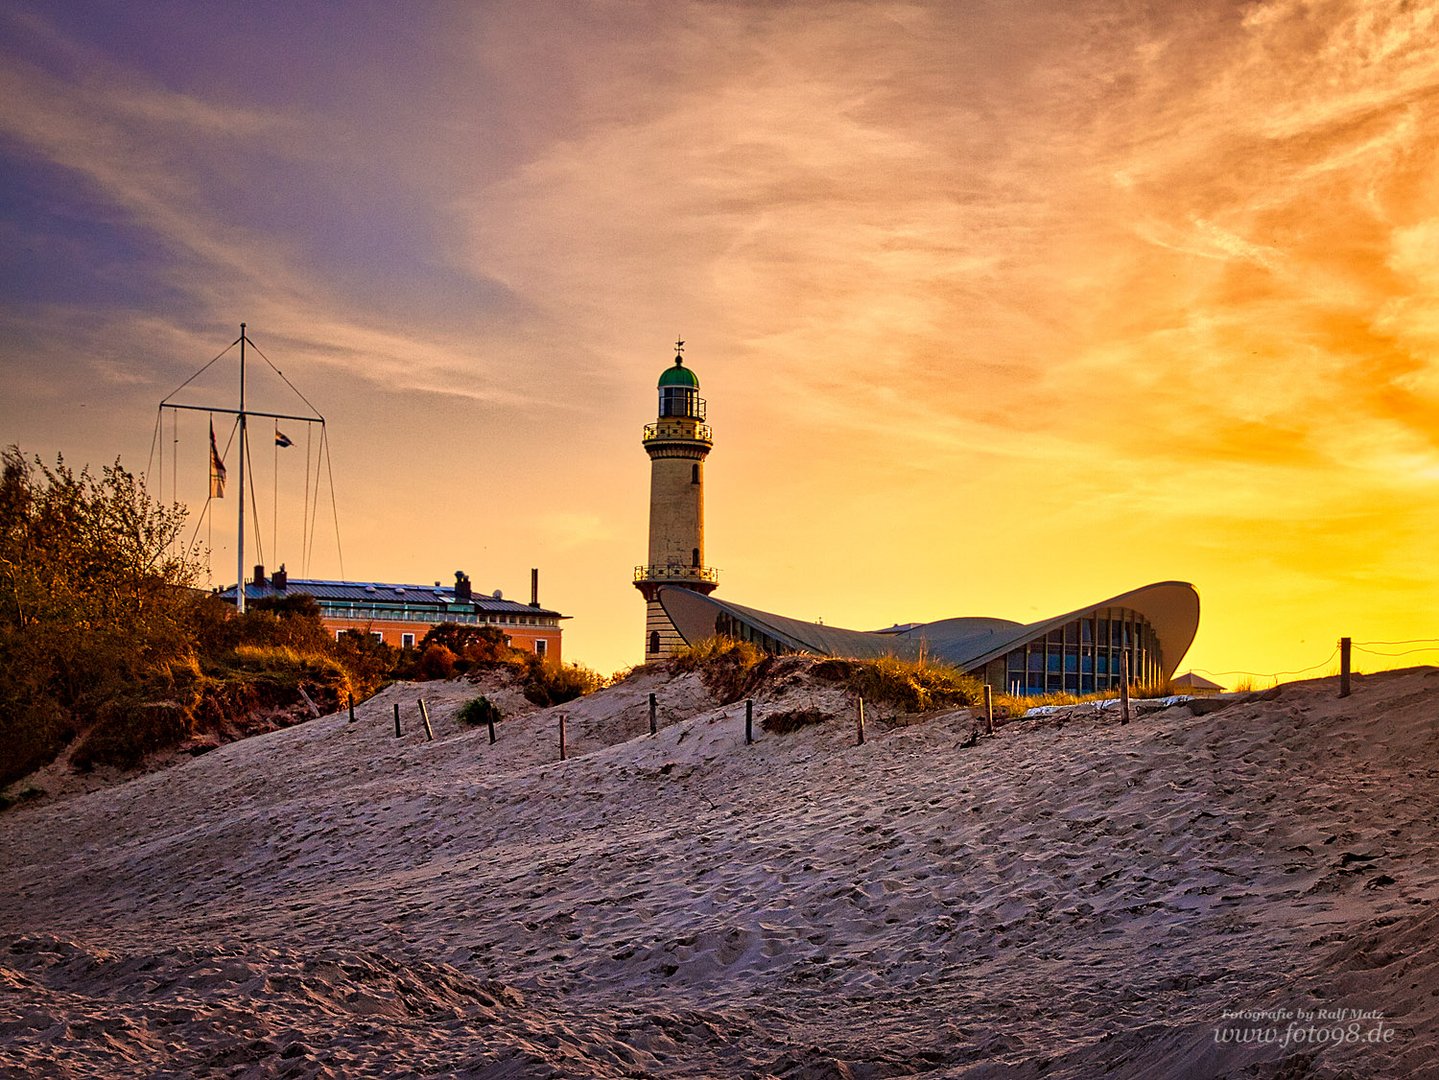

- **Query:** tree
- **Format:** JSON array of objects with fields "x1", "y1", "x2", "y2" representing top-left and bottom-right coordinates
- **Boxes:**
[{"x1": 0, "y1": 447, "x2": 203, "y2": 783}]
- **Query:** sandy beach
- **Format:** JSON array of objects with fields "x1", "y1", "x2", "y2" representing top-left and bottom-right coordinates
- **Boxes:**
[{"x1": 2, "y1": 661, "x2": 1436, "y2": 1077}]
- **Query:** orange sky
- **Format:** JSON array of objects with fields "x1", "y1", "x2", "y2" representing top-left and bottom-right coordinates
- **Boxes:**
[{"x1": 2, "y1": 1, "x2": 1437, "y2": 682}]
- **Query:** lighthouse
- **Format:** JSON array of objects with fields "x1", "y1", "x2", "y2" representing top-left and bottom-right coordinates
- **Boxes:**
[{"x1": 635, "y1": 341, "x2": 717, "y2": 658}]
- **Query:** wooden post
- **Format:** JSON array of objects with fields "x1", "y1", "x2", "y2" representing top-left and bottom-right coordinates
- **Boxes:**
[
  {"x1": 559, "y1": 713, "x2": 567, "y2": 761},
  {"x1": 488, "y1": 715, "x2": 497, "y2": 744},
  {"x1": 983, "y1": 684, "x2": 994, "y2": 736},
  {"x1": 745, "y1": 699, "x2": 754, "y2": 745},
  {"x1": 393, "y1": 702, "x2": 401, "y2": 738},
  {"x1": 856, "y1": 698, "x2": 866, "y2": 745},
  {"x1": 418, "y1": 698, "x2": 434, "y2": 742},
  {"x1": 649, "y1": 692, "x2": 657, "y2": 736},
  {"x1": 348, "y1": 694, "x2": 355, "y2": 724},
  {"x1": 1120, "y1": 648, "x2": 1131, "y2": 726},
  {"x1": 1339, "y1": 637, "x2": 1352, "y2": 698}
]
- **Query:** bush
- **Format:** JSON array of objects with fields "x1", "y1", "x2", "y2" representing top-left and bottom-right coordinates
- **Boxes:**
[
  {"x1": 417, "y1": 644, "x2": 458, "y2": 681},
  {"x1": 71, "y1": 699, "x2": 191, "y2": 772},
  {"x1": 671, "y1": 636, "x2": 765, "y2": 673},
  {"x1": 458, "y1": 695, "x2": 502, "y2": 727},
  {"x1": 843, "y1": 655, "x2": 980, "y2": 712},
  {"x1": 672, "y1": 636, "x2": 769, "y2": 703},
  {"x1": 0, "y1": 445, "x2": 401, "y2": 782},
  {"x1": 523, "y1": 662, "x2": 606, "y2": 707},
  {"x1": 0, "y1": 682, "x2": 73, "y2": 787}
]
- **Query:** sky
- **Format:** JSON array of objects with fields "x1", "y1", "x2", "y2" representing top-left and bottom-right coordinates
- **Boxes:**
[{"x1": 2, "y1": 0, "x2": 1438, "y2": 684}]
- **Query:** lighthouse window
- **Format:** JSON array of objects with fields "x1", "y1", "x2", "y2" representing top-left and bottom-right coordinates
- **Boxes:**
[
  {"x1": 691, "y1": 464, "x2": 699, "y2": 484},
  {"x1": 661, "y1": 386, "x2": 705, "y2": 419},
  {"x1": 692, "y1": 548, "x2": 700, "y2": 567},
  {"x1": 649, "y1": 630, "x2": 661, "y2": 654}
]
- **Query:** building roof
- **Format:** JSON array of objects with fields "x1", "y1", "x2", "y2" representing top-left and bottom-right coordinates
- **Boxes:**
[
  {"x1": 217, "y1": 578, "x2": 565, "y2": 618},
  {"x1": 1171, "y1": 671, "x2": 1225, "y2": 691},
  {"x1": 658, "y1": 356, "x2": 700, "y2": 389},
  {"x1": 658, "y1": 581, "x2": 1200, "y2": 677}
]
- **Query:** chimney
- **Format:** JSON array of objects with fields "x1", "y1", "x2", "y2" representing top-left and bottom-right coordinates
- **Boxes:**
[
  {"x1": 454, "y1": 570, "x2": 472, "y2": 602},
  {"x1": 253, "y1": 564, "x2": 266, "y2": 589},
  {"x1": 272, "y1": 564, "x2": 287, "y2": 591},
  {"x1": 530, "y1": 567, "x2": 540, "y2": 608}
]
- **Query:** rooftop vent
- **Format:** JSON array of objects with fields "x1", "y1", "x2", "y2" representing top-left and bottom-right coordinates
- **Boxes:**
[{"x1": 493, "y1": 589, "x2": 503, "y2": 600}]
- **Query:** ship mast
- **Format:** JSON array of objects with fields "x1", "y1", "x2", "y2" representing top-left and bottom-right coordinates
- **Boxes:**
[
  {"x1": 236, "y1": 323, "x2": 247, "y2": 614},
  {"x1": 157, "y1": 322, "x2": 331, "y2": 609}
]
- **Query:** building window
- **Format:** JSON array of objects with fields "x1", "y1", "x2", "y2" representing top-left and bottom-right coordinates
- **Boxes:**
[
  {"x1": 371, "y1": 631, "x2": 383, "y2": 643},
  {"x1": 401, "y1": 633, "x2": 415, "y2": 649},
  {"x1": 692, "y1": 547, "x2": 700, "y2": 567},
  {"x1": 535, "y1": 639, "x2": 547, "y2": 658},
  {"x1": 335, "y1": 630, "x2": 344, "y2": 641},
  {"x1": 649, "y1": 630, "x2": 660, "y2": 654},
  {"x1": 691, "y1": 463, "x2": 700, "y2": 484}
]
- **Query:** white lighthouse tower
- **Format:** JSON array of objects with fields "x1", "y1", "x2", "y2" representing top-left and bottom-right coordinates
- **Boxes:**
[{"x1": 634, "y1": 341, "x2": 717, "y2": 658}]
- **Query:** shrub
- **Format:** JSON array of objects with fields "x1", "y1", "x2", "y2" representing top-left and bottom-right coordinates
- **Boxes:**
[
  {"x1": 671, "y1": 636, "x2": 765, "y2": 673},
  {"x1": 0, "y1": 445, "x2": 398, "y2": 781},
  {"x1": 417, "y1": 643, "x2": 458, "y2": 681},
  {"x1": 71, "y1": 699, "x2": 191, "y2": 772},
  {"x1": 672, "y1": 636, "x2": 769, "y2": 703},
  {"x1": 458, "y1": 695, "x2": 502, "y2": 727},
  {"x1": 844, "y1": 655, "x2": 980, "y2": 712},
  {"x1": 523, "y1": 662, "x2": 605, "y2": 707}
]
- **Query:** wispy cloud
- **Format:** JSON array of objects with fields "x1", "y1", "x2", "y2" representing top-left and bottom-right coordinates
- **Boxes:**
[{"x1": 3, "y1": 0, "x2": 1438, "y2": 676}]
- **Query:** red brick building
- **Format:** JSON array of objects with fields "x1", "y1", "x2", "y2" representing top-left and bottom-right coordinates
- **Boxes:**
[{"x1": 224, "y1": 567, "x2": 566, "y2": 660}]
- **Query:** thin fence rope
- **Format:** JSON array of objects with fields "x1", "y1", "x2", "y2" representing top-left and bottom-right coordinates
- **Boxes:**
[
  {"x1": 1192, "y1": 647, "x2": 1339, "y2": 682},
  {"x1": 1353, "y1": 645, "x2": 1439, "y2": 659},
  {"x1": 1354, "y1": 638, "x2": 1439, "y2": 647}
]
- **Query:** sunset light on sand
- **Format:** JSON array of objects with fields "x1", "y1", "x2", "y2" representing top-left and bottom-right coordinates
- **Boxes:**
[{"x1": 2, "y1": 1, "x2": 1437, "y2": 680}]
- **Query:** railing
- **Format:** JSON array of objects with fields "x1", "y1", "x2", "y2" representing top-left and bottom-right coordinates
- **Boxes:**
[
  {"x1": 643, "y1": 422, "x2": 713, "y2": 444},
  {"x1": 634, "y1": 564, "x2": 720, "y2": 584},
  {"x1": 318, "y1": 604, "x2": 556, "y2": 627},
  {"x1": 659, "y1": 394, "x2": 707, "y2": 421}
]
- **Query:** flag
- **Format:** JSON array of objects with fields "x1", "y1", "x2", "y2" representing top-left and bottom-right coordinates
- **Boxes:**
[
  {"x1": 209, "y1": 420, "x2": 226, "y2": 498},
  {"x1": 275, "y1": 429, "x2": 293, "y2": 448}
]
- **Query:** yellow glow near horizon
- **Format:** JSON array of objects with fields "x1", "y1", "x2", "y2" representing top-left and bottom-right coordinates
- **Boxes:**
[{"x1": 2, "y1": 2, "x2": 1438, "y2": 686}]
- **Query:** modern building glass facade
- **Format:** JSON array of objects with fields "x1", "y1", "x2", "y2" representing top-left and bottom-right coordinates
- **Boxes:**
[{"x1": 659, "y1": 582, "x2": 1199, "y2": 695}]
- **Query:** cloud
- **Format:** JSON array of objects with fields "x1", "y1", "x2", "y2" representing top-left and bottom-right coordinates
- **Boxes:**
[{"x1": 4, "y1": 0, "x2": 1439, "y2": 676}]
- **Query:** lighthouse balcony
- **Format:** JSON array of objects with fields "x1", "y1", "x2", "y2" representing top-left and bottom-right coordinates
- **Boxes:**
[
  {"x1": 635, "y1": 564, "x2": 720, "y2": 585},
  {"x1": 643, "y1": 421, "x2": 713, "y2": 446}
]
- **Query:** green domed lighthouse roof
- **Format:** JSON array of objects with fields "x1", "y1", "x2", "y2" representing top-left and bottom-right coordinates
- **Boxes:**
[{"x1": 658, "y1": 355, "x2": 699, "y2": 389}]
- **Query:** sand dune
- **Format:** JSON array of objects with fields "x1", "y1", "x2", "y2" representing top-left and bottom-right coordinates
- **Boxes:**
[{"x1": 2, "y1": 662, "x2": 1436, "y2": 1077}]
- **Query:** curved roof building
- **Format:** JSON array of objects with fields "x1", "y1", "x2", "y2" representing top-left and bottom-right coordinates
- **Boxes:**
[{"x1": 658, "y1": 581, "x2": 1200, "y2": 694}]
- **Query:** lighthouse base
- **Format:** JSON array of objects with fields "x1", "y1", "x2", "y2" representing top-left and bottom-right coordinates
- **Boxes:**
[{"x1": 643, "y1": 598, "x2": 689, "y2": 659}]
